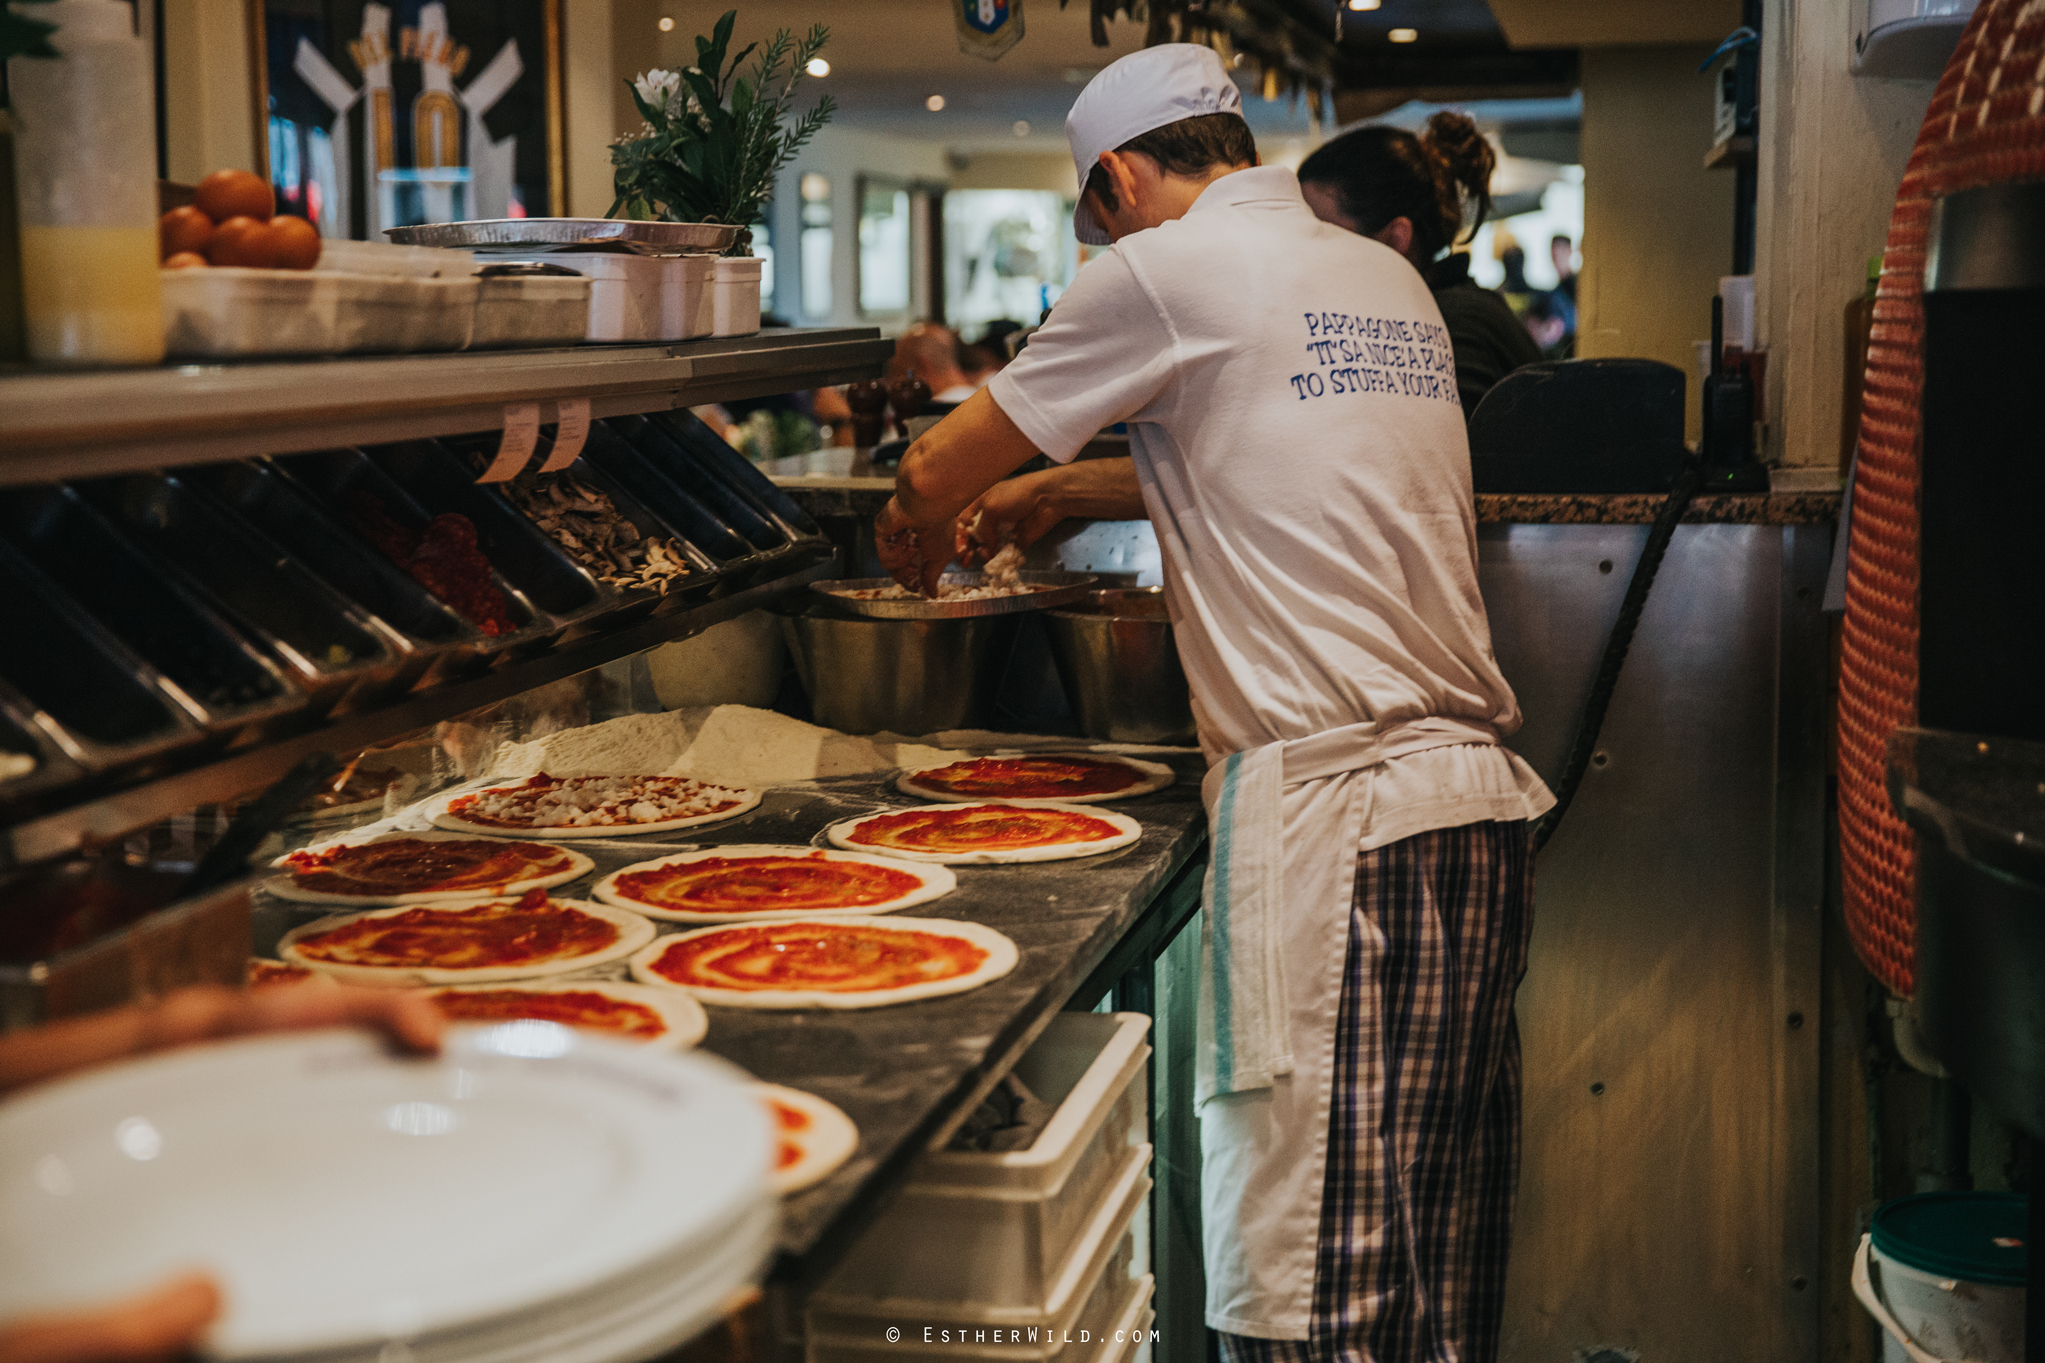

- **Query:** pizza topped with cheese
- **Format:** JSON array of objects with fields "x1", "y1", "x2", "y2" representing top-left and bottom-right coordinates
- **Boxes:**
[
  {"x1": 825, "y1": 801, "x2": 1142, "y2": 865},
  {"x1": 896, "y1": 753, "x2": 1173, "y2": 805},
  {"x1": 278, "y1": 888, "x2": 655, "y2": 986},
  {"x1": 269, "y1": 831, "x2": 594, "y2": 905},
  {"x1": 428, "y1": 980, "x2": 707, "y2": 1051},
  {"x1": 629, "y1": 915, "x2": 1019, "y2": 1009},
  {"x1": 593, "y1": 845, "x2": 955, "y2": 923},
  {"x1": 431, "y1": 773, "x2": 763, "y2": 838},
  {"x1": 753, "y1": 1083, "x2": 858, "y2": 1194}
]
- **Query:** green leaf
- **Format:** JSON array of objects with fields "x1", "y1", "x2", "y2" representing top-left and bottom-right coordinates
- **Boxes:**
[{"x1": 1, "y1": 7, "x2": 61, "y2": 61}]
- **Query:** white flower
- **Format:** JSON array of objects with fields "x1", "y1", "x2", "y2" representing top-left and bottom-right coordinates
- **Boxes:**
[{"x1": 633, "y1": 68, "x2": 681, "y2": 110}]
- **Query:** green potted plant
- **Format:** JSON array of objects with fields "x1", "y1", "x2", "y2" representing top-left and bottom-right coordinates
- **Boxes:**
[
  {"x1": 609, "y1": 9, "x2": 833, "y2": 257},
  {"x1": 0, "y1": 1, "x2": 60, "y2": 362}
]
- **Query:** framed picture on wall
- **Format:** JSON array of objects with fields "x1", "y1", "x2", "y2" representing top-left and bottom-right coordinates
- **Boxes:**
[{"x1": 251, "y1": 0, "x2": 564, "y2": 240}]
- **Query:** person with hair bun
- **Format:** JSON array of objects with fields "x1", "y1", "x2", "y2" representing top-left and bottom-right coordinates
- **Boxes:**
[{"x1": 1299, "y1": 113, "x2": 1542, "y2": 419}]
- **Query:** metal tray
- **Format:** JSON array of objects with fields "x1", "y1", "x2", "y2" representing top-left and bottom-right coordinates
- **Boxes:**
[
  {"x1": 610, "y1": 412, "x2": 797, "y2": 550},
  {"x1": 811, "y1": 571, "x2": 1101, "y2": 620},
  {"x1": 192, "y1": 458, "x2": 537, "y2": 683},
  {"x1": 0, "y1": 486, "x2": 304, "y2": 742},
  {"x1": 77, "y1": 473, "x2": 409, "y2": 717},
  {"x1": 270, "y1": 448, "x2": 563, "y2": 659},
  {"x1": 436, "y1": 429, "x2": 724, "y2": 613},
  {"x1": 0, "y1": 540, "x2": 207, "y2": 773},
  {"x1": 360, "y1": 440, "x2": 618, "y2": 635},
  {"x1": 642, "y1": 410, "x2": 825, "y2": 537},
  {"x1": 0, "y1": 678, "x2": 88, "y2": 807},
  {"x1": 383, "y1": 218, "x2": 739, "y2": 256},
  {"x1": 578, "y1": 423, "x2": 757, "y2": 565}
]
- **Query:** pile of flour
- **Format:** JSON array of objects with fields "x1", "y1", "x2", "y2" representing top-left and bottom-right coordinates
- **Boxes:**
[{"x1": 489, "y1": 705, "x2": 971, "y2": 788}]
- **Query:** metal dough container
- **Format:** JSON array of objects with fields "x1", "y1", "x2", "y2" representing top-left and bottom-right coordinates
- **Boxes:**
[
  {"x1": 783, "y1": 612, "x2": 1018, "y2": 736},
  {"x1": 1044, "y1": 588, "x2": 1197, "y2": 746}
]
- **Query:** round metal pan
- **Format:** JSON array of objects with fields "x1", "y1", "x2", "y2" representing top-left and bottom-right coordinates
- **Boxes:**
[
  {"x1": 383, "y1": 218, "x2": 740, "y2": 255},
  {"x1": 810, "y1": 570, "x2": 1099, "y2": 620}
]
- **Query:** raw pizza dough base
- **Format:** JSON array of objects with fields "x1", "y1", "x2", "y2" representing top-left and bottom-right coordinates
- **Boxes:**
[
  {"x1": 754, "y1": 1083, "x2": 858, "y2": 1195},
  {"x1": 278, "y1": 898, "x2": 656, "y2": 988},
  {"x1": 266, "y1": 830, "x2": 597, "y2": 907},
  {"x1": 628, "y1": 915, "x2": 1020, "y2": 1010},
  {"x1": 592, "y1": 845, "x2": 957, "y2": 923},
  {"x1": 431, "y1": 980, "x2": 709, "y2": 1052},
  {"x1": 824, "y1": 802, "x2": 1144, "y2": 865},
  {"x1": 430, "y1": 781, "x2": 764, "y2": 839},
  {"x1": 895, "y1": 752, "x2": 1175, "y2": 805}
]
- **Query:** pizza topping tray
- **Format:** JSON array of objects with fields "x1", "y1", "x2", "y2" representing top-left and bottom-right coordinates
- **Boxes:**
[{"x1": 811, "y1": 570, "x2": 1098, "y2": 620}]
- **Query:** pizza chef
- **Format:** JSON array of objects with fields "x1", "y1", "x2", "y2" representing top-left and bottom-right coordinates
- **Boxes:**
[{"x1": 874, "y1": 45, "x2": 1554, "y2": 1363}]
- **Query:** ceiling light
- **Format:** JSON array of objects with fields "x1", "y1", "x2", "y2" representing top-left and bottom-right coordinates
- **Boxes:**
[
  {"x1": 926, "y1": 94, "x2": 946, "y2": 112},
  {"x1": 656, "y1": 15, "x2": 673, "y2": 30},
  {"x1": 805, "y1": 57, "x2": 829, "y2": 77},
  {"x1": 1012, "y1": 120, "x2": 1030, "y2": 137},
  {"x1": 1346, "y1": 0, "x2": 1380, "y2": 9},
  {"x1": 1389, "y1": 27, "x2": 1419, "y2": 42}
]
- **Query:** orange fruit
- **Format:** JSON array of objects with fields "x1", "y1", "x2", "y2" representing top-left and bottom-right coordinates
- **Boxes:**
[
  {"x1": 194, "y1": 169, "x2": 275, "y2": 224},
  {"x1": 159, "y1": 205, "x2": 213, "y2": 259},
  {"x1": 265, "y1": 214, "x2": 323, "y2": 270},
  {"x1": 162, "y1": 251, "x2": 210, "y2": 269},
  {"x1": 205, "y1": 215, "x2": 276, "y2": 268}
]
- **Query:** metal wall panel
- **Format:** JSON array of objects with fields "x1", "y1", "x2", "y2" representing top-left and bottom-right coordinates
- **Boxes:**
[{"x1": 1479, "y1": 523, "x2": 1826, "y2": 1362}]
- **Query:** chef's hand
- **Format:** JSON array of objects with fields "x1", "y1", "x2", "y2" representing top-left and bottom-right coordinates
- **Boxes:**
[
  {"x1": 956, "y1": 459, "x2": 1149, "y2": 565},
  {"x1": 0, "y1": 983, "x2": 445, "y2": 1099},
  {"x1": 0, "y1": 1273, "x2": 220, "y2": 1363},
  {"x1": 874, "y1": 494, "x2": 955, "y2": 598}
]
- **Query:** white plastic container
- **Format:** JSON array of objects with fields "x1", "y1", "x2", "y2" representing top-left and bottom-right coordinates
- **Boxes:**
[
  {"x1": 491, "y1": 253, "x2": 712, "y2": 342},
  {"x1": 1854, "y1": 1233, "x2": 2025, "y2": 1363},
  {"x1": 812, "y1": 1012, "x2": 1152, "y2": 1313},
  {"x1": 160, "y1": 268, "x2": 338, "y2": 358},
  {"x1": 315, "y1": 239, "x2": 474, "y2": 278},
  {"x1": 712, "y1": 256, "x2": 764, "y2": 336},
  {"x1": 471, "y1": 275, "x2": 591, "y2": 349},
  {"x1": 9, "y1": 0, "x2": 164, "y2": 364},
  {"x1": 398, "y1": 277, "x2": 480, "y2": 352}
]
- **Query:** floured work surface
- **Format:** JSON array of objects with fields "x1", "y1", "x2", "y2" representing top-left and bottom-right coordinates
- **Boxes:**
[{"x1": 251, "y1": 722, "x2": 1206, "y2": 1274}]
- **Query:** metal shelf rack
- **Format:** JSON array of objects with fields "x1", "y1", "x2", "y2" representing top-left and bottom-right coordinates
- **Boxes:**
[{"x1": 0, "y1": 328, "x2": 887, "y2": 867}]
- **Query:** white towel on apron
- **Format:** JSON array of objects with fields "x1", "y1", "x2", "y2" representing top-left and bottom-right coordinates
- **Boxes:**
[{"x1": 1196, "y1": 715, "x2": 1501, "y2": 1105}]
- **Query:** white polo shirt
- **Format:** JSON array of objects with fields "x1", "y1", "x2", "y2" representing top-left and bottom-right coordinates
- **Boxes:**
[{"x1": 988, "y1": 165, "x2": 1549, "y2": 849}]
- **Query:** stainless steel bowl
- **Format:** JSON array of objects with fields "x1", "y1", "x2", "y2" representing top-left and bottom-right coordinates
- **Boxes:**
[
  {"x1": 810, "y1": 570, "x2": 1098, "y2": 620},
  {"x1": 783, "y1": 613, "x2": 1016, "y2": 735},
  {"x1": 1044, "y1": 588, "x2": 1196, "y2": 746}
]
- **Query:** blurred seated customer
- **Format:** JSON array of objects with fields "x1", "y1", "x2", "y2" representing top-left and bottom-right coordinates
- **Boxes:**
[
  {"x1": 886, "y1": 322, "x2": 977, "y2": 408},
  {"x1": 1495, "y1": 240, "x2": 1535, "y2": 318},
  {"x1": 1523, "y1": 290, "x2": 1570, "y2": 358},
  {"x1": 0, "y1": 984, "x2": 443, "y2": 1363},
  {"x1": 1299, "y1": 114, "x2": 1543, "y2": 420}
]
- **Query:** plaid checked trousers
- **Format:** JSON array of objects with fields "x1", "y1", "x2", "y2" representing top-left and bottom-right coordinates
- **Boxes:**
[{"x1": 1219, "y1": 819, "x2": 1534, "y2": 1363}]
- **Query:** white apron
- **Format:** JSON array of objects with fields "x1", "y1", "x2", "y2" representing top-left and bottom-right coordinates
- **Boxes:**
[{"x1": 1196, "y1": 716, "x2": 1501, "y2": 1340}]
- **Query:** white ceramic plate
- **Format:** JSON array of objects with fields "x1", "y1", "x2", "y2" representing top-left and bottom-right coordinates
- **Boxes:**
[{"x1": 0, "y1": 1025, "x2": 773, "y2": 1360}]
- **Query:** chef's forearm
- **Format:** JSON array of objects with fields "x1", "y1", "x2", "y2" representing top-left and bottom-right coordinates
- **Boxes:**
[
  {"x1": 893, "y1": 388, "x2": 1043, "y2": 526},
  {"x1": 1040, "y1": 458, "x2": 1146, "y2": 522}
]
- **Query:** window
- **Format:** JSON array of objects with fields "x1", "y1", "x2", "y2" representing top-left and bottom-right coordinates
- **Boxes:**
[
  {"x1": 942, "y1": 189, "x2": 1076, "y2": 336},
  {"x1": 799, "y1": 172, "x2": 832, "y2": 321},
  {"x1": 857, "y1": 176, "x2": 913, "y2": 318}
]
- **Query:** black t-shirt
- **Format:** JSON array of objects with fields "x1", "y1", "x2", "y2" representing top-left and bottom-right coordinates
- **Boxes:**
[{"x1": 1426, "y1": 254, "x2": 1544, "y2": 421}]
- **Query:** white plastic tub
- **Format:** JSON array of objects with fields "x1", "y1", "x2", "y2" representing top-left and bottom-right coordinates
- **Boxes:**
[
  {"x1": 318, "y1": 238, "x2": 473, "y2": 278},
  {"x1": 1854, "y1": 1233, "x2": 2026, "y2": 1363},
  {"x1": 712, "y1": 256, "x2": 763, "y2": 336},
  {"x1": 491, "y1": 253, "x2": 712, "y2": 342},
  {"x1": 161, "y1": 267, "x2": 339, "y2": 358},
  {"x1": 471, "y1": 275, "x2": 591, "y2": 349},
  {"x1": 398, "y1": 277, "x2": 479, "y2": 352},
  {"x1": 812, "y1": 1011, "x2": 1152, "y2": 1311}
]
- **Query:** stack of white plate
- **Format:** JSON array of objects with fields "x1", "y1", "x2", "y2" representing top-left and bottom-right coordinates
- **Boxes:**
[{"x1": 0, "y1": 1022, "x2": 776, "y2": 1363}]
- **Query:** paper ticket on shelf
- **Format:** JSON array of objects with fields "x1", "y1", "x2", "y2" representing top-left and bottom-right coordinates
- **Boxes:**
[
  {"x1": 539, "y1": 397, "x2": 591, "y2": 472},
  {"x1": 478, "y1": 402, "x2": 540, "y2": 482}
]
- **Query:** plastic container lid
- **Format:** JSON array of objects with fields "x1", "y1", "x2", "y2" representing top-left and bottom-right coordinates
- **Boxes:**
[{"x1": 1871, "y1": 1192, "x2": 2029, "y2": 1287}]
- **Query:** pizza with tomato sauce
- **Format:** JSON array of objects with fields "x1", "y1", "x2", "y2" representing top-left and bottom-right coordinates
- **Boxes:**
[
  {"x1": 896, "y1": 753, "x2": 1173, "y2": 805},
  {"x1": 825, "y1": 801, "x2": 1142, "y2": 865},
  {"x1": 593, "y1": 845, "x2": 956, "y2": 923},
  {"x1": 246, "y1": 958, "x2": 327, "y2": 989},
  {"x1": 277, "y1": 888, "x2": 655, "y2": 986},
  {"x1": 429, "y1": 980, "x2": 708, "y2": 1051},
  {"x1": 431, "y1": 773, "x2": 762, "y2": 838},
  {"x1": 751, "y1": 1083, "x2": 857, "y2": 1194},
  {"x1": 629, "y1": 915, "x2": 1019, "y2": 1009},
  {"x1": 268, "y1": 831, "x2": 594, "y2": 906}
]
